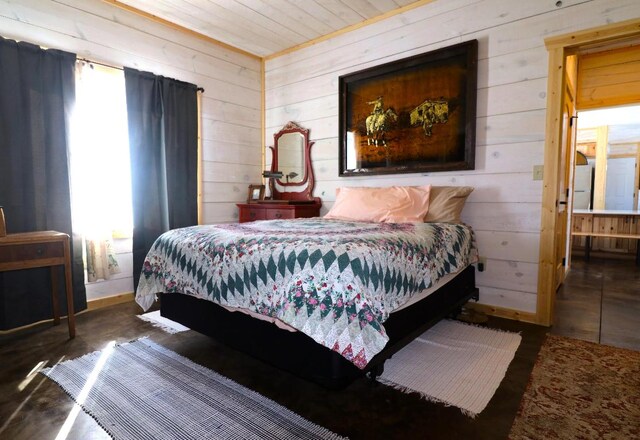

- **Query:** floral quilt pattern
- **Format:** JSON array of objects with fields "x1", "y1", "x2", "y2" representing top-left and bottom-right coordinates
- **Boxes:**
[{"x1": 136, "y1": 219, "x2": 477, "y2": 368}]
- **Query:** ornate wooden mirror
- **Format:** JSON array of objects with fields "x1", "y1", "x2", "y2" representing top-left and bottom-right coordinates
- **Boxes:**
[{"x1": 268, "y1": 122, "x2": 320, "y2": 203}]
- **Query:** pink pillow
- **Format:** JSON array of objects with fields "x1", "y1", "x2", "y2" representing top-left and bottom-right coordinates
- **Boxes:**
[{"x1": 324, "y1": 185, "x2": 431, "y2": 223}]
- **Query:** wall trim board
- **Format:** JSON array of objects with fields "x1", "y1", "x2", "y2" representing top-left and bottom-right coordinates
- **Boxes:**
[
  {"x1": 263, "y1": 0, "x2": 437, "y2": 61},
  {"x1": 537, "y1": 18, "x2": 640, "y2": 327},
  {"x1": 86, "y1": 292, "x2": 135, "y2": 311},
  {"x1": 536, "y1": 46, "x2": 565, "y2": 327},
  {"x1": 0, "y1": 315, "x2": 82, "y2": 336},
  {"x1": 261, "y1": 58, "x2": 266, "y2": 184},
  {"x1": 545, "y1": 17, "x2": 640, "y2": 50},
  {"x1": 465, "y1": 302, "x2": 537, "y2": 324},
  {"x1": 0, "y1": 292, "x2": 135, "y2": 335},
  {"x1": 102, "y1": 0, "x2": 260, "y2": 61},
  {"x1": 197, "y1": 91, "x2": 204, "y2": 225}
]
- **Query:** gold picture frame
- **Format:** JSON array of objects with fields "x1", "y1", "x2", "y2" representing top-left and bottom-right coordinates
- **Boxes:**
[{"x1": 247, "y1": 184, "x2": 265, "y2": 203}]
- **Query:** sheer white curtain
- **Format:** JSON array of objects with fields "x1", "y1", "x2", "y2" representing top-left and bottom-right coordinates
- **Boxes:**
[{"x1": 70, "y1": 62, "x2": 133, "y2": 282}]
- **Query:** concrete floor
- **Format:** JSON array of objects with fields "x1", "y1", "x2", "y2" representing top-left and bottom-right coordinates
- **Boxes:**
[
  {"x1": 552, "y1": 254, "x2": 640, "y2": 351},
  {"x1": 2, "y1": 255, "x2": 637, "y2": 440},
  {"x1": 0, "y1": 301, "x2": 547, "y2": 440}
]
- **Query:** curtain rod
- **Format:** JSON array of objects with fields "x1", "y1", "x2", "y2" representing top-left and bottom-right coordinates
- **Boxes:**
[{"x1": 76, "y1": 57, "x2": 205, "y2": 93}]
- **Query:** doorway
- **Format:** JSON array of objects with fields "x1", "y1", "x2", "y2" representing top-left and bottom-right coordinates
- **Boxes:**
[
  {"x1": 537, "y1": 18, "x2": 640, "y2": 327},
  {"x1": 557, "y1": 104, "x2": 640, "y2": 351},
  {"x1": 570, "y1": 105, "x2": 640, "y2": 260}
]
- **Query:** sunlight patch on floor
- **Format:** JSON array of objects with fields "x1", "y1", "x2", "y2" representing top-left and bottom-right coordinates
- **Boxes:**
[
  {"x1": 55, "y1": 341, "x2": 115, "y2": 440},
  {"x1": 18, "y1": 360, "x2": 48, "y2": 392}
]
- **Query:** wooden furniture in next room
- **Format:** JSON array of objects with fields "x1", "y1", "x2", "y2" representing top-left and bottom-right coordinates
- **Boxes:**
[
  {"x1": 0, "y1": 231, "x2": 76, "y2": 337},
  {"x1": 572, "y1": 209, "x2": 640, "y2": 264}
]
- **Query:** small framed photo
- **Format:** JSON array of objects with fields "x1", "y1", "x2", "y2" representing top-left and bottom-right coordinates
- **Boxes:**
[{"x1": 247, "y1": 184, "x2": 265, "y2": 203}]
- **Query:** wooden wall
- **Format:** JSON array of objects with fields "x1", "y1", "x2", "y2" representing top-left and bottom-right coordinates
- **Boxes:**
[
  {"x1": 264, "y1": 0, "x2": 640, "y2": 315},
  {"x1": 0, "y1": 0, "x2": 261, "y2": 300},
  {"x1": 577, "y1": 44, "x2": 640, "y2": 110}
]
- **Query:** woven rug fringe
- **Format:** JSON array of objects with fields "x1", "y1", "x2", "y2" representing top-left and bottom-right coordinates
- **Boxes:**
[
  {"x1": 453, "y1": 319, "x2": 522, "y2": 336},
  {"x1": 376, "y1": 376, "x2": 478, "y2": 418},
  {"x1": 137, "y1": 311, "x2": 188, "y2": 334}
]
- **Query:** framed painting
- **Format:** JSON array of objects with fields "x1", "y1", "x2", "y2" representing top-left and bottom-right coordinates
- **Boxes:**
[
  {"x1": 247, "y1": 184, "x2": 265, "y2": 203},
  {"x1": 339, "y1": 40, "x2": 478, "y2": 176}
]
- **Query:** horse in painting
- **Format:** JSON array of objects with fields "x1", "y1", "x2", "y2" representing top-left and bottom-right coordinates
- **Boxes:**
[{"x1": 365, "y1": 97, "x2": 398, "y2": 147}]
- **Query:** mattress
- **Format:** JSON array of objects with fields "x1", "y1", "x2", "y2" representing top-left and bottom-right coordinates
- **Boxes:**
[{"x1": 219, "y1": 263, "x2": 470, "y2": 332}]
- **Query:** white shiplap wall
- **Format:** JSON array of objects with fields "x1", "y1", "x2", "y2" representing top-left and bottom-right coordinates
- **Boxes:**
[
  {"x1": 264, "y1": 0, "x2": 640, "y2": 314},
  {"x1": 1, "y1": 0, "x2": 261, "y2": 300}
]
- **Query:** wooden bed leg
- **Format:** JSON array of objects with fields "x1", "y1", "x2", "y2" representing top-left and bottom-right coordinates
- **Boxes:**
[
  {"x1": 449, "y1": 306, "x2": 463, "y2": 319},
  {"x1": 366, "y1": 363, "x2": 385, "y2": 383}
]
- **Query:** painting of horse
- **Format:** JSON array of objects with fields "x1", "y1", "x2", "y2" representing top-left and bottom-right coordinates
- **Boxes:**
[{"x1": 366, "y1": 108, "x2": 398, "y2": 146}]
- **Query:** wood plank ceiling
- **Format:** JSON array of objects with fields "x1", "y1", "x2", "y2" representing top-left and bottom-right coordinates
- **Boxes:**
[{"x1": 115, "y1": 0, "x2": 421, "y2": 57}]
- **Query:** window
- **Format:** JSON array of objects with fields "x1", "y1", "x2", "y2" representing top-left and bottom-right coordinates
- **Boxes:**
[
  {"x1": 69, "y1": 62, "x2": 132, "y2": 282},
  {"x1": 70, "y1": 62, "x2": 132, "y2": 238}
]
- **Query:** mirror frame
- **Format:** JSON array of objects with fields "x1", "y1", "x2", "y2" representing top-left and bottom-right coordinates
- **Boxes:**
[
  {"x1": 269, "y1": 122, "x2": 319, "y2": 202},
  {"x1": 274, "y1": 131, "x2": 306, "y2": 186}
]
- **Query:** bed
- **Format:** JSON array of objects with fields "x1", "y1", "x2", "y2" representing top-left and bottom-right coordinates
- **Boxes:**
[{"x1": 136, "y1": 217, "x2": 478, "y2": 388}]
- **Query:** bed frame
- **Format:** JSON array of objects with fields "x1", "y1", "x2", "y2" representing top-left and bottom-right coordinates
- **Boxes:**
[{"x1": 161, "y1": 265, "x2": 479, "y2": 388}]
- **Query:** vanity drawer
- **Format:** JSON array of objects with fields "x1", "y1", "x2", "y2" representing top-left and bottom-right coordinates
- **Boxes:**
[
  {"x1": 0, "y1": 241, "x2": 64, "y2": 264},
  {"x1": 237, "y1": 203, "x2": 321, "y2": 223},
  {"x1": 239, "y1": 207, "x2": 266, "y2": 223},
  {"x1": 266, "y1": 208, "x2": 295, "y2": 220}
]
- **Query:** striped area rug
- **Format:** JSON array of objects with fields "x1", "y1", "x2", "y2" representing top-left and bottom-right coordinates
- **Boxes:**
[
  {"x1": 41, "y1": 339, "x2": 345, "y2": 440},
  {"x1": 378, "y1": 320, "x2": 521, "y2": 417}
]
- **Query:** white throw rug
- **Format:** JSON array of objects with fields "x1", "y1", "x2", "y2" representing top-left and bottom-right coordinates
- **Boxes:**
[
  {"x1": 137, "y1": 310, "x2": 190, "y2": 333},
  {"x1": 378, "y1": 319, "x2": 521, "y2": 417}
]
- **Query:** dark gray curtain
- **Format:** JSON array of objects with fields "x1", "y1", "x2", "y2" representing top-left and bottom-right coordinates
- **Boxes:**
[
  {"x1": 124, "y1": 68, "x2": 198, "y2": 289},
  {"x1": 0, "y1": 37, "x2": 86, "y2": 330}
]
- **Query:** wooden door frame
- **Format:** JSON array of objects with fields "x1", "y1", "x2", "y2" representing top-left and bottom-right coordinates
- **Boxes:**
[
  {"x1": 537, "y1": 18, "x2": 640, "y2": 326},
  {"x1": 635, "y1": 143, "x2": 640, "y2": 211}
]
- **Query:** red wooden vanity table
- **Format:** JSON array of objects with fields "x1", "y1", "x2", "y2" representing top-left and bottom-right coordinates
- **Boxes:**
[{"x1": 238, "y1": 122, "x2": 322, "y2": 223}]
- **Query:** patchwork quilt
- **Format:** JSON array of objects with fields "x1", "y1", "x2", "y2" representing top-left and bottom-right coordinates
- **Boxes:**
[{"x1": 136, "y1": 219, "x2": 477, "y2": 368}]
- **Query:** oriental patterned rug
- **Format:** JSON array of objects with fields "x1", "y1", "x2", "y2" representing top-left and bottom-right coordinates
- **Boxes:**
[
  {"x1": 509, "y1": 334, "x2": 640, "y2": 439},
  {"x1": 41, "y1": 338, "x2": 345, "y2": 440}
]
